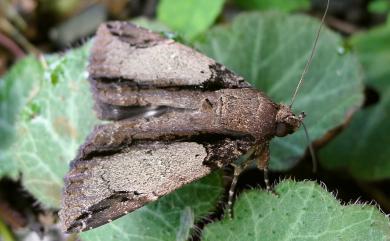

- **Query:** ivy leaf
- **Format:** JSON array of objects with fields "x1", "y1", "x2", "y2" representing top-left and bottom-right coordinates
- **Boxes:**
[
  {"x1": 320, "y1": 22, "x2": 390, "y2": 180},
  {"x1": 202, "y1": 180, "x2": 390, "y2": 241},
  {"x1": 80, "y1": 172, "x2": 223, "y2": 241},
  {"x1": 157, "y1": 0, "x2": 225, "y2": 39},
  {"x1": 195, "y1": 12, "x2": 364, "y2": 171}
]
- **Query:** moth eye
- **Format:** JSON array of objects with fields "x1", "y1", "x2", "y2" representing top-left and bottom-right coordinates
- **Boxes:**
[{"x1": 275, "y1": 123, "x2": 288, "y2": 137}]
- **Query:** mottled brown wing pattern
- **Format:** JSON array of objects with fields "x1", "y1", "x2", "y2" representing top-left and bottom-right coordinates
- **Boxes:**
[
  {"x1": 59, "y1": 22, "x2": 283, "y2": 233},
  {"x1": 61, "y1": 139, "x2": 255, "y2": 232}
]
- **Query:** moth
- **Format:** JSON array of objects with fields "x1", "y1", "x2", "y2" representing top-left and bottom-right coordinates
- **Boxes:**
[{"x1": 59, "y1": 2, "x2": 328, "y2": 232}]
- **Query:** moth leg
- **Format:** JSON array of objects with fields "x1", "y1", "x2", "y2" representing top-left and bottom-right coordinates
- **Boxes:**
[
  {"x1": 255, "y1": 142, "x2": 272, "y2": 191},
  {"x1": 227, "y1": 164, "x2": 242, "y2": 219},
  {"x1": 226, "y1": 147, "x2": 257, "y2": 219}
]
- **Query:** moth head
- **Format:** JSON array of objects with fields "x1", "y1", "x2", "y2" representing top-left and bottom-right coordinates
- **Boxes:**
[{"x1": 275, "y1": 104, "x2": 304, "y2": 137}]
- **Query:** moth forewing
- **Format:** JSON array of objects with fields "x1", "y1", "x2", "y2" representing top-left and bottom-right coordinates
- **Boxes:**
[
  {"x1": 89, "y1": 22, "x2": 250, "y2": 89},
  {"x1": 61, "y1": 141, "x2": 212, "y2": 232}
]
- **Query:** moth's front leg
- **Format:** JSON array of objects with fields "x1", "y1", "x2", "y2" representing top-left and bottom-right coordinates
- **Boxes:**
[
  {"x1": 226, "y1": 141, "x2": 272, "y2": 218},
  {"x1": 254, "y1": 142, "x2": 271, "y2": 191}
]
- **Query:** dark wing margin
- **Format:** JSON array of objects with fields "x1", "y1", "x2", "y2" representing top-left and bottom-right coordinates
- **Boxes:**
[{"x1": 59, "y1": 138, "x2": 254, "y2": 233}]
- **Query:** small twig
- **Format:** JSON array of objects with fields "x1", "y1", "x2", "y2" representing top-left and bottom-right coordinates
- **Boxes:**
[
  {"x1": 0, "y1": 0, "x2": 27, "y2": 30},
  {"x1": 0, "y1": 18, "x2": 39, "y2": 55},
  {"x1": 0, "y1": 31, "x2": 25, "y2": 58},
  {"x1": 324, "y1": 15, "x2": 361, "y2": 35}
]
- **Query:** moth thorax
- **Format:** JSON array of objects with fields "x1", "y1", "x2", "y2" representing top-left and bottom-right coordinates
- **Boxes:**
[{"x1": 275, "y1": 104, "x2": 303, "y2": 137}]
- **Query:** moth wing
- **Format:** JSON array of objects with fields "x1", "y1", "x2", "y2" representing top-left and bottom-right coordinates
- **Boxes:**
[
  {"x1": 89, "y1": 21, "x2": 250, "y2": 89},
  {"x1": 60, "y1": 141, "x2": 213, "y2": 233}
]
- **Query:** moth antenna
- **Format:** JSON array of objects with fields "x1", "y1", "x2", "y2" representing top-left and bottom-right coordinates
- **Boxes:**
[
  {"x1": 301, "y1": 121, "x2": 317, "y2": 172},
  {"x1": 289, "y1": 0, "x2": 330, "y2": 108}
]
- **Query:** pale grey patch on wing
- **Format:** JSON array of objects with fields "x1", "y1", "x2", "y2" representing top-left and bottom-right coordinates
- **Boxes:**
[
  {"x1": 60, "y1": 142, "x2": 212, "y2": 232},
  {"x1": 89, "y1": 23, "x2": 247, "y2": 88}
]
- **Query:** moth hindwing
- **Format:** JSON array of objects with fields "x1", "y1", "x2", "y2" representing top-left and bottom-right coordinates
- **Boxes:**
[{"x1": 59, "y1": 22, "x2": 301, "y2": 232}]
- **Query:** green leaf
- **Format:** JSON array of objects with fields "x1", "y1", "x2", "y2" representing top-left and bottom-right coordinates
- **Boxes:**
[
  {"x1": 195, "y1": 12, "x2": 364, "y2": 171},
  {"x1": 157, "y1": 0, "x2": 225, "y2": 39},
  {"x1": 320, "y1": 23, "x2": 390, "y2": 180},
  {"x1": 80, "y1": 172, "x2": 223, "y2": 241},
  {"x1": 234, "y1": 0, "x2": 309, "y2": 12},
  {"x1": 202, "y1": 180, "x2": 390, "y2": 241},
  {"x1": 10, "y1": 43, "x2": 99, "y2": 207},
  {"x1": 368, "y1": 0, "x2": 390, "y2": 14},
  {"x1": 0, "y1": 57, "x2": 43, "y2": 179}
]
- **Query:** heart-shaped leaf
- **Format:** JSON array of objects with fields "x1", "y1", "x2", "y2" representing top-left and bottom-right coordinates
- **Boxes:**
[{"x1": 202, "y1": 180, "x2": 390, "y2": 241}]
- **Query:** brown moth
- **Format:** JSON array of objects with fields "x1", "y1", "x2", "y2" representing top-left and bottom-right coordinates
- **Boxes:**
[{"x1": 59, "y1": 2, "x2": 328, "y2": 232}]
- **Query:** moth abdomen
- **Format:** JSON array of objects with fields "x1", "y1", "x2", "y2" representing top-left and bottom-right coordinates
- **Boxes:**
[{"x1": 217, "y1": 88, "x2": 278, "y2": 141}]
